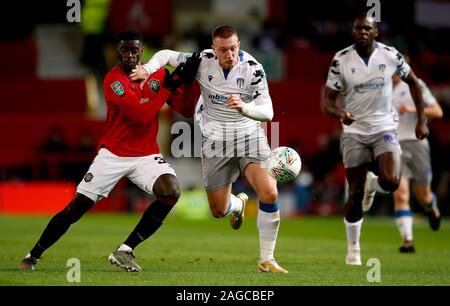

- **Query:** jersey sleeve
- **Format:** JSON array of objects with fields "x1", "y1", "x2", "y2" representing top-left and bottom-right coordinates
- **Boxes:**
[
  {"x1": 325, "y1": 55, "x2": 345, "y2": 91},
  {"x1": 104, "y1": 70, "x2": 171, "y2": 125},
  {"x1": 239, "y1": 64, "x2": 274, "y2": 121},
  {"x1": 143, "y1": 50, "x2": 190, "y2": 74},
  {"x1": 392, "y1": 48, "x2": 411, "y2": 80}
]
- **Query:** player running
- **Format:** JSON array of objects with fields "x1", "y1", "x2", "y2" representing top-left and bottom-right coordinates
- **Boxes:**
[
  {"x1": 322, "y1": 15, "x2": 428, "y2": 265},
  {"x1": 131, "y1": 25, "x2": 287, "y2": 273},
  {"x1": 392, "y1": 72, "x2": 443, "y2": 253}
]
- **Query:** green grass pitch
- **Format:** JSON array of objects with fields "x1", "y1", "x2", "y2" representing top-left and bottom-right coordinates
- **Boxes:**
[{"x1": 1, "y1": 213, "x2": 449, "y2": 286}]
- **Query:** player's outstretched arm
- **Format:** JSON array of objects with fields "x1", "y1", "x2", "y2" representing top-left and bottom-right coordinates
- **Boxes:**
[
  {"x1": 145, "y1": 49, "x2": 183, "y2": 74},
  {"x1": 129, "y1": 50, "x2": 183, "y2": 82}
]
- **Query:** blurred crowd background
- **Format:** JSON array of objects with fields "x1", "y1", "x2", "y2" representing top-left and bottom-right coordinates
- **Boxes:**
[{"x1": 0, "y1": 0, "x2": 449, "y2": 218}]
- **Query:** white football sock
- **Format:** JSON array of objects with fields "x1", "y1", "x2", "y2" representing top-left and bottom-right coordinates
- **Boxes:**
[
  {"x1": 395, "y1": 215, "x2": 413, "y2": 242},
  {"x1": 118, "y1": 244, "x2": 133, "y2": 252},
  {"x1": 25, "y1": 253, "x2": 39, "y2": 261},
  {"x1": 257, "y1": 209, "x2": 280, "y2": 262},
  {"x1": 344, "y1": 218, "x2": 363, "y2": 253},
  {"x1": 223, "y1": 193, "x2": 243, "y2": 217}
]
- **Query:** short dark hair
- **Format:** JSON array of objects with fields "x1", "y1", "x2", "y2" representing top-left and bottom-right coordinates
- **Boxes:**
[
  {"x1": 116, "y1": 29, "x2": 143, "y2": 43},
  {"x1": 212, "y1": 25, "x2": 238, "y2": 40},
  {"x1": 353, "y1": 12, "x2": 378, "y2": 29}
]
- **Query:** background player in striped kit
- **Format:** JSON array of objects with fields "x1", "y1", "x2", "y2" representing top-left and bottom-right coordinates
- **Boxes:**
[
  {"x1": 322, "y1": 15, "x2": 428, "y2": 265},
  {"x1": 392, "y1": 71, "x2": 443, "y2": 253}
]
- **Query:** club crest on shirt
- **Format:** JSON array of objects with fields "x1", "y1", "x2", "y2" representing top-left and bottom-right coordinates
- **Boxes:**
[
  {"x1": 111, "y1": 81, "x2": 124, "y2": 96},
  {"x1": 148, "y1": 79, "x2": 160, "y2": 93},
  {"x1": 84, "y1": 172, "x2": 94, "y2": 182},
  {"x1": 378, "y1": 64, "x2": 386, "y2": 72},
  {"x1": 236, "y1": 77, "x2": 244, "y2": 88}
]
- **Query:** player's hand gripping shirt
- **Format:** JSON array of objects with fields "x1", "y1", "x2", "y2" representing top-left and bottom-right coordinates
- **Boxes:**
[
  {"x1": 326, "y1": 42, "x2": 411, "y2": 135},
  {"x1": 393, "y1": 79, "x2": 436, "y2": 141},
  {"x1": 144, "y1": 49, "x2": 273, "y2": 141}
]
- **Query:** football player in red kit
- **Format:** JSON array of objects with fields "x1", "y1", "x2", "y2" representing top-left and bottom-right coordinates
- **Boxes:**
[{"x1": 18, "y1": 29, "x2": 200, "y2": 272}]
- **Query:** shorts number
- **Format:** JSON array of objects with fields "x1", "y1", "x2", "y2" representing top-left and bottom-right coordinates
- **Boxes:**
[{"x1": 154, "y1": 156, "x2": 167, "y2": 164}]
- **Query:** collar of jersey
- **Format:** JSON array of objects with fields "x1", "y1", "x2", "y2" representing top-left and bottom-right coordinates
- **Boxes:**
[{"x1": 352, "y1": 42, "x2": 379, "y2": 50}]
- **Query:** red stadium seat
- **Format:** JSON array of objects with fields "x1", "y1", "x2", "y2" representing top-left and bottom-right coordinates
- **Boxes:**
[
  {"x1": 0, "y1": 37, "x2": 37, "y2": 76},
  {"x1": 0, "y1": 78, "x2": 87, "y2": 113},
  {"x1": 0, "y1": 114, "x2": 105, "y2": 167}
]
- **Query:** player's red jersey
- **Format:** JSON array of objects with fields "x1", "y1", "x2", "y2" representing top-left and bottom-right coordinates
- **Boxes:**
[{"x1": 100, "y1": 65, "x2": 171, "y2": 157}]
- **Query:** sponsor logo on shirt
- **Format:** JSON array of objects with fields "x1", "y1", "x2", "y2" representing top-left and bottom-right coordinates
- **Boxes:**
[
  {"x1": 354, "y1": 77, "x2": 385, "y2": 93},
  {"x1": 208, "y1": 93, "x2": 227, "y2": 104}
]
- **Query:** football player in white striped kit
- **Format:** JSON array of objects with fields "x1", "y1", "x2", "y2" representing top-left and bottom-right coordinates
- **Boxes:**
[
  {"x1": 131, "y1": 25, "x2": 287, "y2": 273},
  {"x1": 322, "y1": 15, "x2": 428, "y2": 265},
  {"x1": 392, "y1": 72, "x2": 443, "y2": 253}
]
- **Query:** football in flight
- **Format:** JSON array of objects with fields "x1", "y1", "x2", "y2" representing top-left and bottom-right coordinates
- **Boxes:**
[{"x1": 267, "y1": 146, "x2": 302, "y2": 183}]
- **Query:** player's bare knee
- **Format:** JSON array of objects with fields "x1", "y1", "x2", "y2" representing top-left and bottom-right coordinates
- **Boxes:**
[
  {"x1": 157, "y1": 188, "x2": 180, "y2": 206},
  {"x1": 379, "y1": 177, "x2": 400, "y2": 192},
  {"x1": 259, "y1": 189, "x2": 278, "y2": 204},
  {"x1": 210, "y1": 205, "x2": 227, "y2": 218},
  {"x1": 394, "y1": 189, "x2": 408, "y2": 205},
  {"x1": 415, "y1": 191, "x2": 433, "y2": 205},
  {"x1": 153, "y1": 174, "x2": 180, "y2": 206}
]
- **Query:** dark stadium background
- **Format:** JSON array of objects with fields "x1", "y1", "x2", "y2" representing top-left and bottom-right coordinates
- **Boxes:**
[{"x1": 0, "y1": 0, "x2": 449, "y2": 218}]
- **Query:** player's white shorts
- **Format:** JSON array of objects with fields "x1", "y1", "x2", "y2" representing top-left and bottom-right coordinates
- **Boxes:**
[
  {"x1": 400, "y1": 139, "x2": 432, "y2": 186},
  {"x1": 201, "y1": 127, "x2": 271, "y2": 191},
  {"x1": 340, "y1": 129, "x2": 402, "y2": 168},
  {"x1": 77, "y1": 148, "x2": 176, "y2": 202}
]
